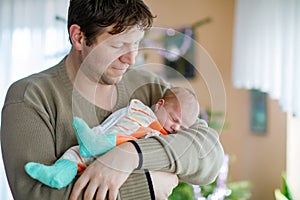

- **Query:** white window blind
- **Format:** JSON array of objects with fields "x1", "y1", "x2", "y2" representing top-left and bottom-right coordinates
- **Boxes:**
[{"x1": 232, "y1": 0, "x2": 300, "y2": 117}]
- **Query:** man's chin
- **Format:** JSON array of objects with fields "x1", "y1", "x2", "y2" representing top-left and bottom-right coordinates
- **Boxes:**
[{"x1": 99, "y1": 75, "x2": 122, "y2": 85}]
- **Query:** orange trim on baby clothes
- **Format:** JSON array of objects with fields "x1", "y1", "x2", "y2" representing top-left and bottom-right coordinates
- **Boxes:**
[
  {"x1": 77, "y1": 163, "x2": 86, "y2": 176},
  {"x1": 149, "y1": 120, "x2": 168, "y2": 135},
  {"x1": 124, "y1": 116, "x2": 143, "y2": 127},
  {"x1": 131, "y1": 107, "x2": 154, "y2": 118},
  {"x1": 116, "y1": 134, "x2": 137, "y2": 146},
  {"x1": 129, "y1": 126, "x2": 154, "y2": 138}
]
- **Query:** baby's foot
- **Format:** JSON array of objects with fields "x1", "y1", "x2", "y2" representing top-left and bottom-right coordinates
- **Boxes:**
[{"x1": 25, "y1": 159, "x2": 77, "y2": 189}]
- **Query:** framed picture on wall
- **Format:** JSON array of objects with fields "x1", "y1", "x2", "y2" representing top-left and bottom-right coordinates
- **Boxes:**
[
  {"x1": 163, "y1": 27, "x2": 195, "y2": 79},
  {"x1": 251, "y1": 89, "x2": 267, "y2": 133}
]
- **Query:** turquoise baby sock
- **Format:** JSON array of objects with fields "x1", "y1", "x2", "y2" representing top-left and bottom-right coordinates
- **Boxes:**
[
  {"x1": 72, "y1": 117, "x2": 117, "y2": 157},
  {"x1": 25, "y1": 159, "x2": 77, "y2": 189}
]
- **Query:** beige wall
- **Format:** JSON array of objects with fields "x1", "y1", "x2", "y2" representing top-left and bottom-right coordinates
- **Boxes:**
[{"x1": 145, "y1": 0, "x2": 287, "y2": 199}]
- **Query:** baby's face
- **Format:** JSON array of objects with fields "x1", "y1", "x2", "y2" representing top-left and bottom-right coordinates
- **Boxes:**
[{"x1": 154, "y1": 100, "x2": 190, "y2": 134}]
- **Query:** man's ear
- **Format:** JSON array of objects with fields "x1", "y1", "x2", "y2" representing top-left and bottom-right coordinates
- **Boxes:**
[
  {"x1": 69, "y1": 24, "x2": 84, "y2": 51},
  {"x1": 154, "y1": 99, "x2": 165, "y2": 112}
]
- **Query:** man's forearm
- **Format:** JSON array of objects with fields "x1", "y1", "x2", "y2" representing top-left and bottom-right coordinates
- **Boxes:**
[{"x1": 133, "y1": 119, "x2": 224, "y2": 185}]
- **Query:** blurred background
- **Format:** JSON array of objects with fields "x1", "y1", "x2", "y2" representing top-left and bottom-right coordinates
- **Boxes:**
[{"x1": 1, "y1": 0, "x2": 299, "y2": 199}]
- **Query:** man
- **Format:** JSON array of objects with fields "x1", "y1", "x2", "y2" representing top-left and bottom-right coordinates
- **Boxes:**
[{"x1": 1, "y1": 0, "x2": 224, "y2": 199}]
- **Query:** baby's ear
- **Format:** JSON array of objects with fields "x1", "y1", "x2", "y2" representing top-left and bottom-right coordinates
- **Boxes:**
[{"x1": 154, "y1": 99, "x2": 165, "y2": 111}]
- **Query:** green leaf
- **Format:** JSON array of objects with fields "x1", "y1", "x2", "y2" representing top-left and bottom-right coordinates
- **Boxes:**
[
  {"x1": 275, "y1": 189, "x2": 289, "y2": 200},
  {"x1": 200, "y1": 180, "x2": 217, "y2": 197},
  {"x1": 281, "y1": 173, "x2": 294, "y2": 200},
  {"x1": 168, "y1": 182, "x2": 195, "y2": 200}
]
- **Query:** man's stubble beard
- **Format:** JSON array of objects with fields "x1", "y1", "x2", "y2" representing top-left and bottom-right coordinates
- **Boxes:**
[{"x1": 98, "y1": 73, "x2": 121, "y2": 85}]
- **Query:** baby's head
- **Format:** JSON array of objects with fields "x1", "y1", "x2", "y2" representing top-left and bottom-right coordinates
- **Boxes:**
[{"x1": 153, "y1": 87, "x2": 200, "y2": 134}]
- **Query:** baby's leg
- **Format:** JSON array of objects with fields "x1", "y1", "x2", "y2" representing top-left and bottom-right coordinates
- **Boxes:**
[
  {"x1": 25, "y1": 146, "x2": 82, "y2": 189},
  {"x1": 73, "y1": 117, "x2": 118, "y2": 157}
]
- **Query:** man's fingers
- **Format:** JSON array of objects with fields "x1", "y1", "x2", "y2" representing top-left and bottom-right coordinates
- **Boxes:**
[
  {"x1": 84, "y1": 180, "x2": 101, "y2": 200},
  {"x1": 69, "y1": 175, "x2": 89, "y2": 200},
  {"x1": 95, "y1": 185, "x2": 108, "y2": 200},
  {"x1": 107, "y1": 189, "x2": 118, "y2": 200}
]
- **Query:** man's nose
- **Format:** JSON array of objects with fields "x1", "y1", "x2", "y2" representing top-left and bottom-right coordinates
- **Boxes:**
[{"x1": 120, "y1": 50, "x2": 137, "y2": 66}]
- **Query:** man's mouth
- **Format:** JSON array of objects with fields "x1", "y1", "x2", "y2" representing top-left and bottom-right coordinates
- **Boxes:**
[{"x1": 111, "y1": 66, "x2": 128, "y2": 75}]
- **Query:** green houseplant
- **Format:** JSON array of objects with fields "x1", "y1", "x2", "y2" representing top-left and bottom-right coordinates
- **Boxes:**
[{"x1": 274, "y1": 173, "x2": 294, "y2": 200}]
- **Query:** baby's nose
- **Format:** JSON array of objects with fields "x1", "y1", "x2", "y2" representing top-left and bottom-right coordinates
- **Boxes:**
[{"x1": 172, "y1": 124, "x2": 180, "y2": 132}]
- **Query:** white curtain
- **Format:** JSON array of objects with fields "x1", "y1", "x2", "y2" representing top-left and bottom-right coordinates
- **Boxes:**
[
  {"x1": 0, "y1": 0, "x2": 70, "y2": 199},
  {"x1": 232, "y1": 0, "x2": 300, "y2": 117}
]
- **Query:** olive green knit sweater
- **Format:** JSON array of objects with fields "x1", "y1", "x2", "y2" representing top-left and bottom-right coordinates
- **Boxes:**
[{"x1": 1, "y1": 58, "x2": 224, "y2": 200}]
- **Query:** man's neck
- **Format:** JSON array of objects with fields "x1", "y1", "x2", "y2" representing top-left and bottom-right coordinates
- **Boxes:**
[{"x1": 65, "y1": 49, "x2": 81, "y2": 83}]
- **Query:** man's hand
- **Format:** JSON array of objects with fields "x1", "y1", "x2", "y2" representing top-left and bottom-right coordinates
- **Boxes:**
[
  {"x1": 69, "y1": 142, "x2": 138, "y2": 200},
  {"x1": 150, "y1": 171, "x2": 178, "y2": 200}
]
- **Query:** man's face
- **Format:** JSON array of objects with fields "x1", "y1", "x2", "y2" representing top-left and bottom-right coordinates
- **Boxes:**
[{"x1": 80, "y1": 26, "x2": 144, "y2": 85}]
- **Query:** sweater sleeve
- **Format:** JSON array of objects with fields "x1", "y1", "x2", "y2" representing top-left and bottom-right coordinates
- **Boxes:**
[{"x1": 134, "y1": 116, "x2": 224, "y2": 185}]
